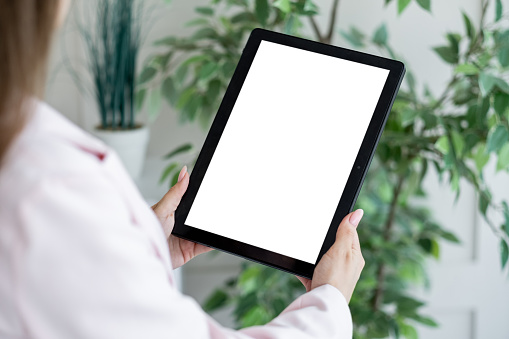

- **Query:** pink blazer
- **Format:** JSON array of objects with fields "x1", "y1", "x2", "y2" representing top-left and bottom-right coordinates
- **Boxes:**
[{"x1": 0, "y1": 102, "x2": 352, "y2": 338}]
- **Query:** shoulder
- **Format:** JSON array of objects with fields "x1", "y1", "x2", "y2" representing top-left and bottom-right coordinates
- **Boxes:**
[
  {"x1": 1, "y1": 101, "x2": 111, "y2": 192},
  {"x1": 0, "y1": 101, "x2": 121, "y2": 230},
  {"x1": 7, "y1": 101, "x2": 108, "y2": 177}
]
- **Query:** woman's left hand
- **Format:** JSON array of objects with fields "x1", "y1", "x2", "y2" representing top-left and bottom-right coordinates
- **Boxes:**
[{"x1": 152, "y1": 166, "x2": 212, "y2": 269}]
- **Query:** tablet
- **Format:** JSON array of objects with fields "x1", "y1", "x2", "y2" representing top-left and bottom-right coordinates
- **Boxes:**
[{"x1": 174, "y1": 28, "x2": 405, "y2": 279}]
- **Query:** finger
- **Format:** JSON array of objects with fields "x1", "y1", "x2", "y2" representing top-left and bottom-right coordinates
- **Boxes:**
[
  {"x1": 351, "y1": 224, "x2": 361, "y2": 252},
  {"x1": 296, "y1": 276, "x2": 312, "y2": 292},
  {"x1": 194, "y1": 243, "x2": 214, "y2": 256},
  {"x1": 158, "y1": 167, "x2": 190, "y2": 212},
  {"x1": 349, "y1": 209, "x2": 363, "y2": 228},
  {"x1": 349, "y1": 209, "x2": 363, "y2": 251},
  {"x1": 177, "y1": 165, "x2": 187, "y2": 183},
  {"x1": 336, "y1": 209, "x2": 363, "y2": 250}
]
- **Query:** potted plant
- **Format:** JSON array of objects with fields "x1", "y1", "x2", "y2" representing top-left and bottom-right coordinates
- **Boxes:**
[
  {"x1": 76, "y1": 0, "x2": 148, "y2": 179},
  {"x1": 141, "y1": 0, "x2": 509, "y2": 336}
]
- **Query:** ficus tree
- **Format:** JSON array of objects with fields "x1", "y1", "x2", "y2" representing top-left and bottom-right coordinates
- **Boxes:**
[{"x1": 137, "y1": 0, "x2": 509, "y2": 337}]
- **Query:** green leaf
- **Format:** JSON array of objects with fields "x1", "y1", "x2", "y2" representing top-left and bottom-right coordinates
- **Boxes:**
[
  {"x1": 373, "y1": 23, "x2": 388, "y2": 45},
  {"x1": 441, "y1": 230, "x2": 460, "y2": 243},
  {"x1": 487, "y1": 125, "x2": 509, "y2": 153},
  {"x1": 154, "y1": 36, "x2": 178, "y2": 46},
  {"x1": 148, "y1": 89, "x2": 162, "y2": 121},
  {"x1": 175, "y1": 64, "x2": 189, "y2": 85},
  {"x1": 283, "y1": 13, "x2": 297, "y2": 34},
  {"x1": 433, "y1": 46, "x2": 459, "y2": 64},
  {"x1": 462, "y1": 12, "x2": 476, "y2": 40},
  {"x1": 497, "y1": 144, "x2": 509, "y2": 171},
  {"x1": 454, "y1": 63, "x2": 479, "y2": 75},
  {"x1": 400, "y1": 323, "x2": 418, "y2": 339},
  {"x1": 137, "y1": 67, "x2": 157, "y2": 85},
  {"x1": 199, "y1": 62, "x2": 219, "y2": 81},
  {"x1": 162, "y1": 77, "x2": 178, "y2": 106},
  {"x1": 206, "y1": 79, "x2": 222, "y2": 105},
  {"x1": 273, "y1": 0, "x2": 291, "y2": 13},
  {"x1": 501, "y1": 240, "x2": 509, "y2": 269},
  {"x1": 231, "y1": 12, "x2": 255, "y2": 24},
  {"x1": 195, "y1": 6, "x2": 214, "y2": 16},
  {"x1": 435, "y1": 135, "x2": 450, "y2": 154},
  {"x1": 446, "y1": 33, "x2": 461, "y2": 55},
  {"x1": 499, "y1": 47, "x2": 509, "y2": 67},
  {"x1": 496, "y1": 0, "x2": 503, "y2": 22},
  {"x1": 397, "y1": 0, "x2": 412, "y2": 14},
  {"x1": 235, "y1": 292, "x2": 259, "y2": 319},
  {"x1": 134, "y1": 89, "x2": 146, "y2": 112},
  {"x1": 182, "y1": 95, "x2": 202, "y2": 122},
  {"x1": 170, "y1": 170, "x2": 180, "y2": 187},
  {"x1": 341, "y1": 27, "x2": 365, "y2": 48},
  {"x1": 185, "y1": 18, "x2": 209, "y2": 27},
  {"x1": 411, "y1": 315, "x2": 439, "y2": 327},
  {"x1": 473, "y1": 144, "x2": 490, "y2": 172},
  {"x1": 176, "y1": 87, "x2": 195, "y2": 109},
  {"x1": 242, "y1": 305, "x2": 268, "y2": 327},
  {"x1": 163, "y1": 143, "x2": 193, "y2": 159},
  {"x1": 221, "y1": 60, "x2": 237, "y2": 79},
  {"x1": 397, "y1": 296, "x2": 425, "y2": 314},
  {"x1": 479, "y1": 72, "x2": 497, "y2": 96},
  {"x1": 494, "y1": 93, "x2": 509, "y2": 115},
  {"x1": 151, "y1": 52, "x2": 173, "y2": 70},
  {"x1": 238, "y1": 265, "x2": 261, "y2": 289},
  {"x1": 416, "y1": 0, "x2": 430, "y2": 11},
  {"x1": 451, "y1": 130, "x2": 465, "y2": 156},
  {"x1": 479, "y1": 190, "x2": 492, "y2": 217},
  {"x1": 159, "y1": 162, "x2": 178, "y2": 184},
  {"x1": 418, "y1": 237, "x2": 432, "y2": 253},
  {"x1": 495, "y1": 78, "x2": 509, "y2": 94},
  {"x1": 192, "y1": 27, "x2": 217, "y2": 40},
  {"x1": 431, "y1": 238, "x2": 440, "y2": 259},
  {"x1": 203, "y1": 289, "x2": 229, "y2": 312},
  {"x1": 303, "y1": 0, "x2": 319, "y2": 14},
  {"x1": 255, "y1": 0, "x2": 270, "y2": 26},
  {"x1": 182, "y1": 55, "x2": 209, "y2": 67}
]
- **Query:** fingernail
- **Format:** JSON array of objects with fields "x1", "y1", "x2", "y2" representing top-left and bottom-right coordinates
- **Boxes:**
[
  {"x1": 349, "y1": 209, "x2": 364, "y2": 227},
  {"x1": 177, "y1": 166, "x2": 187, "y2": 183}
]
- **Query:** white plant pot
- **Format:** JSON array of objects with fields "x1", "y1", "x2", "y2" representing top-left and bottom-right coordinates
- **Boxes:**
[{"x1": 93, "y1": 125, "x2": 150, "y2": 180}]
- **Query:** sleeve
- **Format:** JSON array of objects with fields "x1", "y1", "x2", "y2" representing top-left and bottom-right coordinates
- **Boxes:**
[{"x1": 16, "y1": 173, "x2": 352, "y2": 339}]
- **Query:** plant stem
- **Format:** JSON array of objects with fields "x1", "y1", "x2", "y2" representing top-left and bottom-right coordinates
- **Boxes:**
[
  {"x1": 308, "y1": 0, "x2": 340, "y2": 44},
  {"x1": 325, "y1": 0, "x2": 340, "y2": 44},
  {"x1": 309, "y1": 16, "x2": 323, "y2": 42},
  {"x1": 372, "y1": 174, "x2": 405, "y2": 311}
]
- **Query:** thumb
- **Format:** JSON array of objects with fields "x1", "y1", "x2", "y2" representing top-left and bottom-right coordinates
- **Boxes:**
[
  {"x1": 155, "y1": 166, "x2": 189, "y2": 213},
  {"x1": 336, "y1": 209, "x2": 363, "y2": 251}
]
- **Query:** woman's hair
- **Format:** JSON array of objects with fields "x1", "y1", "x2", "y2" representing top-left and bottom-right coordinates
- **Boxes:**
[{"x1": 0, "y1": 0, "x2": 61, "y2": 165}]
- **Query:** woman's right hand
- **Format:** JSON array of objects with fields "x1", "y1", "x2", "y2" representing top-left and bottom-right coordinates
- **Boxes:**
[{"x1": 298, "y1": 209, "x2": 365, "y2": 303}]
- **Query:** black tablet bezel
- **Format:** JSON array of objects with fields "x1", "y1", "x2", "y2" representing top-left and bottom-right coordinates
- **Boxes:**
[{"x1": 173, "y1": 28, "x2": 405, "y2": 279}]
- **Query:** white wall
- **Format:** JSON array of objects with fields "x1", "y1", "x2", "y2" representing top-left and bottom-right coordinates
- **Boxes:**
[{"x1": 45, "y1": 0, "x2": 509, "y2": 337}]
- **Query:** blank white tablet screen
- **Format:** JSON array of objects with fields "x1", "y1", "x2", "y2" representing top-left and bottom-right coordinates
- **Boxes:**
[{"x1": 185, "y1": 41, "x2": 389, "y2": 264}]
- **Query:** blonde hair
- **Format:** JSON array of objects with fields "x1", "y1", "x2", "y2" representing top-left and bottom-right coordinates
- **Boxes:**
[{"x1": 0, "y1": 0, "x2": 61, "y2": 165}]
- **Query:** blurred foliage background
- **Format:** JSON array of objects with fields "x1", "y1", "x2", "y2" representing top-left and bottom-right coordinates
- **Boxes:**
[{"x1": 137, "y1": 0, "x2": 509, "y2": 337}]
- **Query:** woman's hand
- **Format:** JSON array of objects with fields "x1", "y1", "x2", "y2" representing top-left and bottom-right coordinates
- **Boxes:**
[
  {"x1": 152, "y1": 166, "x2": 212, "y2": 269},
  {"x1": 297, "y1": 209, "x2": 365, "y2": 303}
]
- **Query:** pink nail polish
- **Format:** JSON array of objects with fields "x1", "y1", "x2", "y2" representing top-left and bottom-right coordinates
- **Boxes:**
[
  {"x1": 349, "y1": 209, "x2": 364, "y2": 227},
  {"x1": 178, "y1": 166, "x2": 187, "y2": 183}
]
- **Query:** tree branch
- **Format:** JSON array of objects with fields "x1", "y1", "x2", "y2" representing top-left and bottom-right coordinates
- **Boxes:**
[
  {"x1": 372, "y1": 175, "x2": 405, "y2": 311},
  {"x1": 325, "y1": 0, "x2": 340, "y2": 44},
  {"x1": 309, "y1": 0, "x2": 341, "y2": 44},
  {"x1": 309, "y1": 16, "x2": 323, "y2": 42}
]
